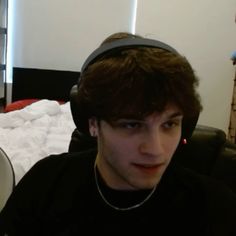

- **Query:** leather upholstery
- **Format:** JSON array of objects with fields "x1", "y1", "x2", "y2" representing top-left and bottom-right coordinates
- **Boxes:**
[{"x1": 174, "y1": 125, "x2": 236, "y2": 193}]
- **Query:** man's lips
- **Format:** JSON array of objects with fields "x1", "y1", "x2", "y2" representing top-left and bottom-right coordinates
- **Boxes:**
[{"x1": 133, "y1": 163, "x2": 164, "y2": 174}]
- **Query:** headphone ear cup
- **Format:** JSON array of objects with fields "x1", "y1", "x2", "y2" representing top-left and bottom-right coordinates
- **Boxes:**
[
  {"x1": 70, "y1": 82, "x2": 91, "y2": 135},
  {"x1": 70, "y1": 84, "x2": 81, "y2": 131},
  {"x1": 77, "y1": 73, "x2": 82, "y2": 89}
]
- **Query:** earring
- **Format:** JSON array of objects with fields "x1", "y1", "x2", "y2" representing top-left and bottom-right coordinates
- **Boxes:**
[
  {"x1": 182, "y1": 138, "x2": 187, "y2": 145},
  {"x1": 90, "y1": 129, "x2": 97, "y2": 137}
]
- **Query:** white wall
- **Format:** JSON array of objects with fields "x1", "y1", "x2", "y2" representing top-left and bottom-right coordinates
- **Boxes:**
[
  {"x1": 9, "y1": 0, "x2": 236, "y2": 133},
  {"x1": 11, "y1": 0, "x2": 136, "y2": 71},
  {"x1": 136, "y1": 0, "x2": 236, "y2": 133}
]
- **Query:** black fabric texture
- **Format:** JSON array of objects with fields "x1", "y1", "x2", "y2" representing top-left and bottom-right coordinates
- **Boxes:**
[{"x1": 0, "y1": 150, "x2": 236, "y2": 235}]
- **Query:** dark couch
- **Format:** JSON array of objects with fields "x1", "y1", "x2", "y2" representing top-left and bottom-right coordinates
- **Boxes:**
[
  {"x1": 174, "y1": 125, "x2": 236, "y2": 193},
  {"x1": 68, "y1": 125, "x2": 236, "y2": 193}
]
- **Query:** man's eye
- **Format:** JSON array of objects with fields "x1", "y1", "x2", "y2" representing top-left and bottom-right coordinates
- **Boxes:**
[
  {"x1": 163, "y1": 120, "x2": 181, "y2": 129},
  {"x1": 120, "y1": 122, "x2": 142, "y2": 129}
]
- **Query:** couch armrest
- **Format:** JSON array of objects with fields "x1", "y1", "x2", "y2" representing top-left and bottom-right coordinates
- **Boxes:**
[
  {"x1": 174, "y1": 125, "x2": 226, "y2": 175},
  {"x1": 211, "y1": 140, "x2": 236, "y2": 193}
]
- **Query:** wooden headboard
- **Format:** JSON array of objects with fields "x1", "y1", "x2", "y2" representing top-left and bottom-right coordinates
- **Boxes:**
[{"x1": 12, "y1": 67, "x2": 80, "y2": 102}]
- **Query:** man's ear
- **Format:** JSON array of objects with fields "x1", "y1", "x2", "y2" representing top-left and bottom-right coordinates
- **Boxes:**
[{"x1": 88, "y1": 117, "x2": 98, "y2": 137}]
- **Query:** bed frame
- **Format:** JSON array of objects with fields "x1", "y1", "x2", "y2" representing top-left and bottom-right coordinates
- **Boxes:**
[{"x1": 12, "y1": 67, "x2": 80, "y2": 102}]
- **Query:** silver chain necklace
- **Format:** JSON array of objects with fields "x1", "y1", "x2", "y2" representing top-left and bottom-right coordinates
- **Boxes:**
[{"x1": 94, "y1": 163, "x2": 157, "y2": 211}]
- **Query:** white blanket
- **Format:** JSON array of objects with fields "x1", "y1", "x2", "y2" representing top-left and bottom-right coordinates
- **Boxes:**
[{"x1": 0, "y1": 100, "x2": 76, "y2": 184}]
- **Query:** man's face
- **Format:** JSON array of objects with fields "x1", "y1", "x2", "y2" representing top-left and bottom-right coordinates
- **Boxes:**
[{"x1": 90, "y1": 105, "x2": 183, "y2": 191}]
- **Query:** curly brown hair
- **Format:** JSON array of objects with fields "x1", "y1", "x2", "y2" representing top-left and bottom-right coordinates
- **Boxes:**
[{"x1": 75, "y1": 32, "x2": 202, "y2": 137}]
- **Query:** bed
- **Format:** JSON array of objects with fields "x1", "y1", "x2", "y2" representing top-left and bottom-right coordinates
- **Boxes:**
[{"x1": 0, "y1": 67, "x2": 80, "y2": 184}]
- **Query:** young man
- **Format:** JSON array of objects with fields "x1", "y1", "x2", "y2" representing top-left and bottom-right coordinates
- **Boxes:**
[{"x1": 0, "y1": 32, "x2": 236, "y2": 235}]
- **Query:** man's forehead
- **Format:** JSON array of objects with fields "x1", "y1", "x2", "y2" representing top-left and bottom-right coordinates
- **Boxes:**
[
  {"x1": 142, "y1": 108, "x2": 183, "y2": 121},
  {"x1": 115, "y1": 104, "x2": 183, "y2": 120},
  {"x1": 161, "y1": 104, "x2": 183, "y2": 115},
  {"x1": 142, "y1": 103, "x2": 183, "y2": 117}
]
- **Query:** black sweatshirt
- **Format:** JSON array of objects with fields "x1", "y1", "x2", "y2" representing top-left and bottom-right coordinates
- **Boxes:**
[{"x1": 0, "y1": 149, "x2": 236, "y2": 235}]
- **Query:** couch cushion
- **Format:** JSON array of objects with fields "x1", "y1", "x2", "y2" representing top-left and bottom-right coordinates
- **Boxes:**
[
  {"x1": 211, "y1": 141, "x2": 236, "y2": 193},
  {"x1": 174, "y1": 125, "x2": 226, "y2": 175}
]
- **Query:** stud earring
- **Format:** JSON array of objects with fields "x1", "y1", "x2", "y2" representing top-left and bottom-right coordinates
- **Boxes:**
[
  {"x1": 182, "y1": 138, "x2": 187, "y2": 145},
  {"x1": 90, "y1": 129, "x2": 97, "y2": 137}
]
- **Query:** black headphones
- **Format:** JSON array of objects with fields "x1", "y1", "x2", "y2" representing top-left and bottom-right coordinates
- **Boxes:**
[
  {"x1": 81, "y1": 38, "x2": 179, "y2": 73},
  {"x1": 70, "y1": 37, "x2": 199, "y2": 141}
]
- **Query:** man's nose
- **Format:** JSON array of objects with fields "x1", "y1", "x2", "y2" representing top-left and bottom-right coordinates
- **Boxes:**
[{"x1": 139, "y1": 131, "x2": 164, "y2": 156}]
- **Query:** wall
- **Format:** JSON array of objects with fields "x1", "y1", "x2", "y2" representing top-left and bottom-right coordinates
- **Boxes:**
[
  {"x1": 9, "y1": 0, "x2": 236, "y2": 133},
  {"x1": 136, "y1": 0, "x2": 236, "y2": 132},
  {"x1": 11, "y1": 0, "x2": 136, "y2": 71}
]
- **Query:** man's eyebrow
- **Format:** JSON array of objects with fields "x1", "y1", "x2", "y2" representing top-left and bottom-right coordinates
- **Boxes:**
[
  {"x1": 167, "y1": 112, "x2": 183, "y2": 119},
  {"x1": 118, "y1": 112, "x2": 183, "y2": 121}
]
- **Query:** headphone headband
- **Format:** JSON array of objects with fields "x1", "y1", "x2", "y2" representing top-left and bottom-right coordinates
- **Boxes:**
[{"x1": 81, "y1": 38, "x2": 179, "y2": 72}]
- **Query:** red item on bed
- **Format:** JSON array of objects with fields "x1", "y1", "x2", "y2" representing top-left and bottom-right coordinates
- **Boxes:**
[{"x1": 4, "y1": 99, "x2": 65, "y2": 112}]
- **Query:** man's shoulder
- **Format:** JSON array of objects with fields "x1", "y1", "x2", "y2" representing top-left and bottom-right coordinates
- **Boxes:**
[
  {"x1": 173, "y1": 163, "x2": 236, "y2": 215},
  {"x1": 16, "y1": 149, "x2": 97, "y2": 189},
  {"x1": 170, "y1": 163, "x2": 236, "y2": 232},
  {"x1": 34, "y1": 149, "x2": 97, "y2": 171},
  {"x1": 173, "y1": 163, "x2": 236, "y2": 195}
]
